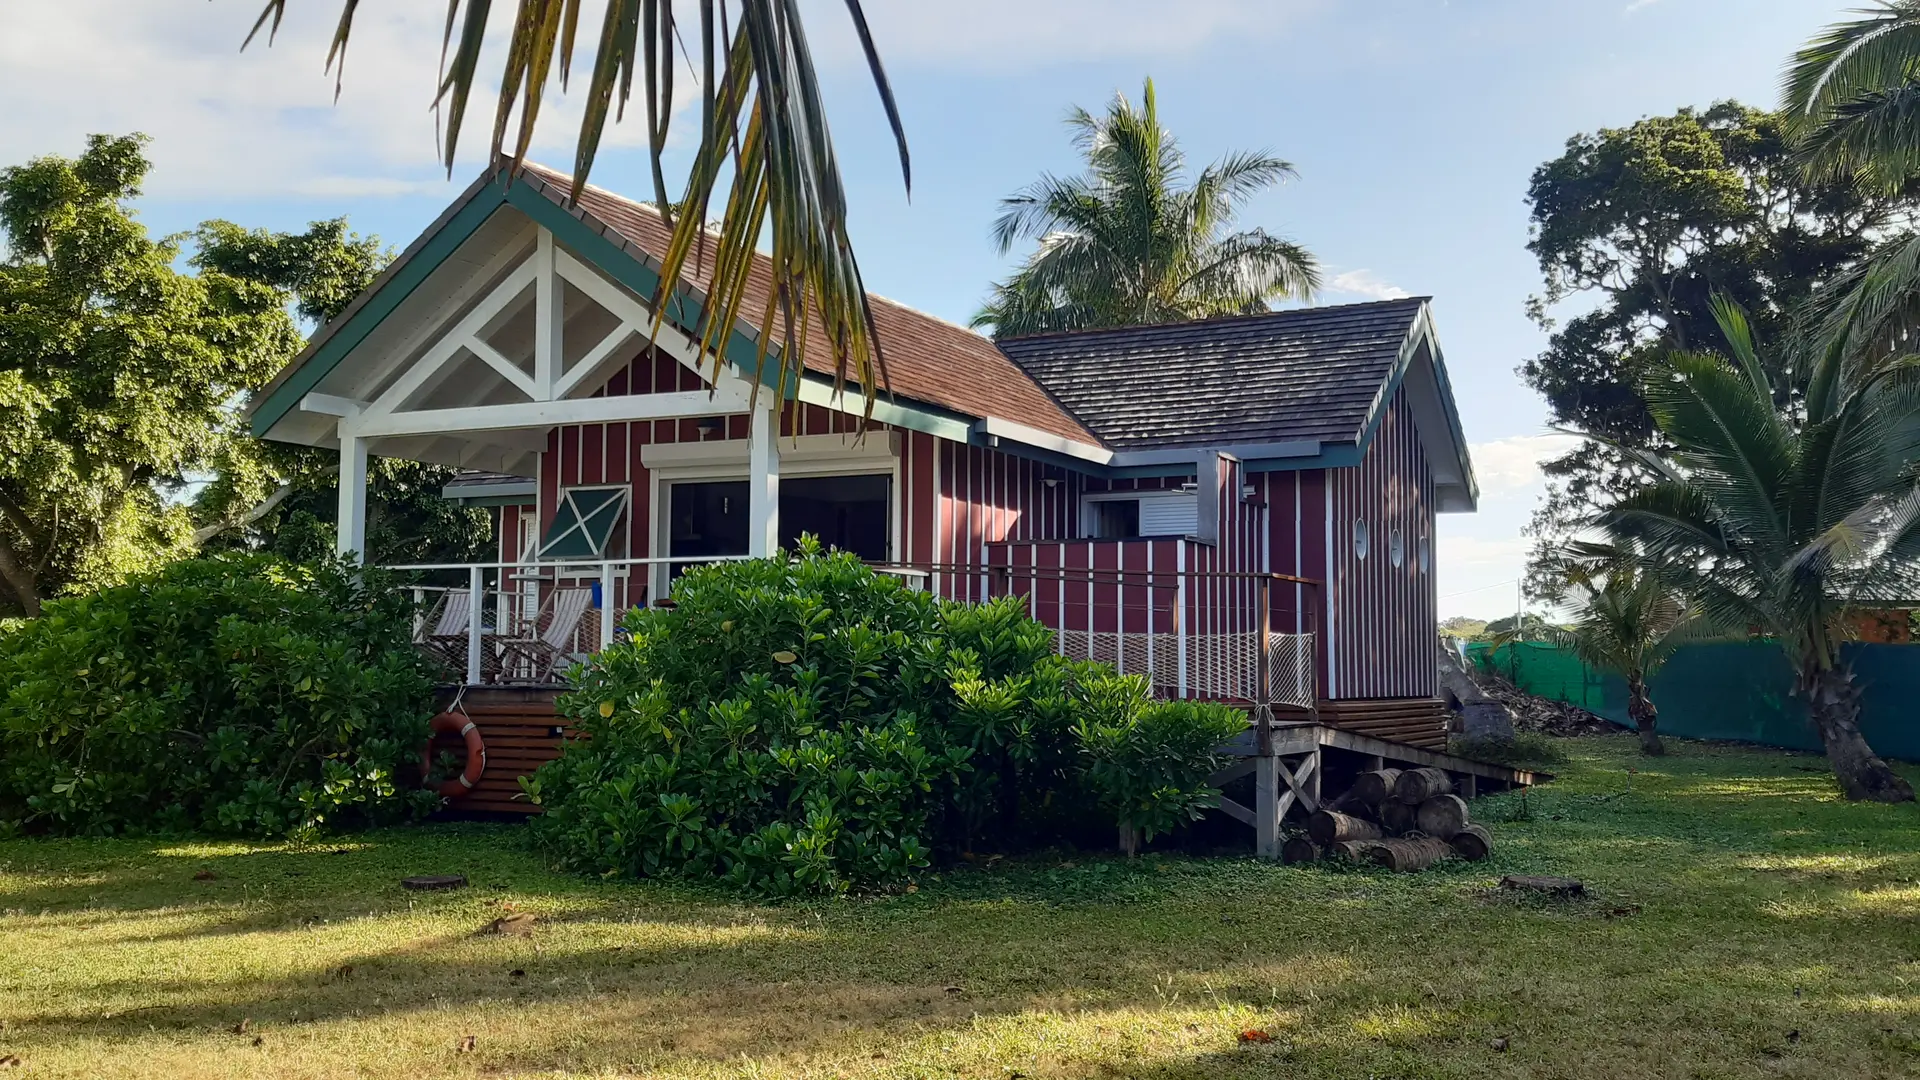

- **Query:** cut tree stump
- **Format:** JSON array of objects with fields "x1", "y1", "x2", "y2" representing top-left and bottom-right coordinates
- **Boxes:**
[
  {"x1": 1307, "y1": 810, "x2": 1384, "y2": 845},
  {"x1": 1500, "y1": 874, "x2": 1584, "y2": 898},
  {"x1": 1451, "y1": 823, "x2": 1494, "y2": 861},
  {"x1": 1352, "y1": 768, "x2": 1402, "y2": 806},
  {"x1": 1415, "y1": 795, "x2": 1471, "y2": 840},
  {"x1": 1281, "y1": 837, "x2": 1322, "y2": 865},
  {"x1": 1380, "y1": 801, "x2": 1417, "y2": 834},
  {"x1": 1329, "y1": 839, "x2": 1380, "y2": 861},
  {"x1": 1367, "y1": 836, "x2": 1454, "y2": 872},
  {"x1": 1393, "y1": 767, "x2": 1453, "y2": 804}
]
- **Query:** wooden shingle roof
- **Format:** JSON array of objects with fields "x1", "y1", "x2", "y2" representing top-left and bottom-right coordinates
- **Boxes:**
[{"x1": 996, "y1": 299, "x2": 1431, "y2": 451}]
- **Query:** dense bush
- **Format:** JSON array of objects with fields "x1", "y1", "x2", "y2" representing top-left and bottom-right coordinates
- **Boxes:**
[
  {"x1": 0, "y1": 554, "x2": 439, "y2": 838},
  {"x1": 526, "y1": 545, "x2": 1245, "y2": 895}
]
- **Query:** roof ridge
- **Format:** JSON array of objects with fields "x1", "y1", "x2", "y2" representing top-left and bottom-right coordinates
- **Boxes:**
[{"x1": 995, "y1": 297, "x2": 1430, "y2": 344}]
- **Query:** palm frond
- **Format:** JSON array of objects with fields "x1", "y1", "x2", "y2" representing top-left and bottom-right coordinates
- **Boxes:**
[
  {"x1": 1782, "y1": 0, "x2": 1920, "y2": 186},
  {"x1": 245, "y1": 0, "x2": 912, "y2": 421}
]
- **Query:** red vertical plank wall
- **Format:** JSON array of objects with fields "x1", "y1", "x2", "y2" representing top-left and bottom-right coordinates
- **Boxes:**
[{"x1": 1324, "y1": 385, "x2": 1437, "y2": 699}]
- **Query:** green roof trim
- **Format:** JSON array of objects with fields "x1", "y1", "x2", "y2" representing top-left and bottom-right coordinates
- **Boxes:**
[{"x1": 539, "y1": 486, "x2": 629, "y2": 560}]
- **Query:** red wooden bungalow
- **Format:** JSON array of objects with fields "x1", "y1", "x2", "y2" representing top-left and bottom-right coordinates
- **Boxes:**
[{"x1": 247, "y1": 163, "x2": 1511, "y2": 839}]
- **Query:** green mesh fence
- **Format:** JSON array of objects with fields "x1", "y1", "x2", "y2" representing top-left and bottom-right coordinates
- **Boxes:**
[{"x1": 1463, "y1": 641, "x2": 1920, "y2": 761}]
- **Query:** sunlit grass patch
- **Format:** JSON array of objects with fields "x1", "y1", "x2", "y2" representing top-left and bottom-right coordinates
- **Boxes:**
[{"x1": 2, "y1": 738, "x2": 1919, "y2": 1078}]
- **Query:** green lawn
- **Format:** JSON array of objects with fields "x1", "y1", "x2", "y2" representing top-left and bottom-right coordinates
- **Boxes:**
[{"x1": 3, "y1": 736, "x2": 1918, "y2": 1079}]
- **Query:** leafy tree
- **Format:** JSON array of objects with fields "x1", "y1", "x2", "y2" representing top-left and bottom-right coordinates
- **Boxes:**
[
  {"x1": 1499, "y1": 564, "x2": 1704, "y2": 756},
  {"x1": 1520, "y1": 103, "x2": 1914, "y2": 592},
  {"x1": 1589, "y1": 298, "x2": 1920, "y2": 801},
  {"x1": 245, "y1": 0, "x2": 910, "y2": 426},
  {"x1": 972, "y1": 78, "x2": 1318, "y2": 337},
  {"x1": 186, "y1": 223, "x2": 491, "y2": 567},
  {"x1": 0, "y1": 135, "x2": 301, "y2": 616}
]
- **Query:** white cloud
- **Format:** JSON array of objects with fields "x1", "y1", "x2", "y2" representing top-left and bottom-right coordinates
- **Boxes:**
[
  {"x1": 831, "y1": 0, "x2": 1327, "y2": 69},
  {"x1": 0, "y1": 2, "x2": 671, "y2": 200},
  {"x1": 1467, "y1": 433, "x2": 1583, "y2": 495},
  {"x1": 1328, "y1": 269, "x2": 1411, "y2": 301}
]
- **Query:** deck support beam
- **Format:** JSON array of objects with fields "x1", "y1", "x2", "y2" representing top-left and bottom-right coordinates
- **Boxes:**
[{"x1": 336, "y1": 428, "x2": 368, "y2": 560}]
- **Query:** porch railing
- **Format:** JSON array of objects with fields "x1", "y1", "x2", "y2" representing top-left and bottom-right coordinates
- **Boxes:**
[{"x1": 381, "y1": 556, "x2": 933, "y2": 686}]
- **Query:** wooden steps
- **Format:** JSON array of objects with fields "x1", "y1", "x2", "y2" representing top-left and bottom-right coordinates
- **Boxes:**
[
  {"x1": 1269, "y1": 697, "x2": 1450, "y2": 751},
  {"x1": 427, "y1": 688, "x2": 572, "y2": 814}
]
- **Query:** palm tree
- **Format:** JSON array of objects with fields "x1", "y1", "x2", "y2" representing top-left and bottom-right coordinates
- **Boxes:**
[
  {"x1": 1782, "y1": 4, "x2": 1920, "y2": 363},
  {"x1": 1782, "y1": 1, "x2": 1920, "y2": 192},
  {"x1": 1501, "y1": 564, "x2": 1704, "y2": 756},
  {"x1": 242, "y1": 0, "x2": 910, "y2": 416},
  {"x1": 1587, "y1": 296, "x2": 1920, "y2": 800},
  {"x1": 972, "y1": 79, "x2": 1318, "y2": 338}
]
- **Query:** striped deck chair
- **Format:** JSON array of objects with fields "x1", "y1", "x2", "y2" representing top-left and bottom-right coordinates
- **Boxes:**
[
  {"x1": 497, "y1": 588, "x2": 594, "y2": 684},
  {"x1": 415, "y1": 588, "x2": 472, "y2": 675}
]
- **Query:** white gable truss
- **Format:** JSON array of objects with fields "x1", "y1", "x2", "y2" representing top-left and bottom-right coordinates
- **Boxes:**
[
  {"x1": 308, "y1": 228, "x2": 757, "y2": 445},
  {"x1": 292, "y1": 219, "x2": 782, "y2": 560}
]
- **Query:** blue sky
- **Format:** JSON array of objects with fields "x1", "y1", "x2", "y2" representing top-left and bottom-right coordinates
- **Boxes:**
[{"x1": 0, "y1": 0, "x2": 1853, "y2": 615}]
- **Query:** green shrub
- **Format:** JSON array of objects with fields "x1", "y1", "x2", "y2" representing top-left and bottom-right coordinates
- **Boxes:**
[
  {"x1": 526, "y1": 544, "x2": 1244, "y2": 895},
  {"x1": 0, "y1": 554, "x2": 439, "y2": 838}
]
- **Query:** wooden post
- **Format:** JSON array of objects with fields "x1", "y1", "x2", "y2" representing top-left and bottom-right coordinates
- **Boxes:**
[
  {"x1": 1255, "y1": 754, "x2": 1281, "y2": 859},
  {"x1": 1304, "y1": 580, "x2": 1321, "y2": 724},
  {"x1": 748, "y1": 405, "x2": 780, "y2": 558},
  {"x1": 466, "y1": 564, "x2": 485, "y2": 686},
  {"x1": 1256, "y1": 576, "x2": 1273, "y2": 758},
  {"x1": 335, "y1": 429, "x2": 368, "y2": 560},
  {"x1": 599, "y1": 561, "x2": 617, "y2": 650}
]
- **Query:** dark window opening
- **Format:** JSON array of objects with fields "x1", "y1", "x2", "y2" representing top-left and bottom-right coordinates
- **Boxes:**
[
  {"x1": 666, "y1": 473, "x2": 891, "y2": 572},
  {"x1": 1089, "y1": 499, "x2": 1141, "y2": 540}
]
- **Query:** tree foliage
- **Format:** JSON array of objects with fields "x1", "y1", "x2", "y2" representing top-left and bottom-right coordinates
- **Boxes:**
[
  {"x1": 1520, "y1": 103, "x2": 1916, "y2": 592},
  {"x1": 0, "y1": 135, "x2": 301, "y2": 616},
  {"x1": 1587, "y1": 298, "x2": 1920, "y2": 801},
  {"x1": 973, "y1": 79, "x2": 1318, "y2": 337}
]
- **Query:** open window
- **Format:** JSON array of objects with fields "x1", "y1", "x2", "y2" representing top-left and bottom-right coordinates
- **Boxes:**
[
  {"x1": 538, "y1": 486, "x2": 630, "y2": 560},
  {"x1": 1081, "y1": 491, "x2": 1198, "y2": 539}
]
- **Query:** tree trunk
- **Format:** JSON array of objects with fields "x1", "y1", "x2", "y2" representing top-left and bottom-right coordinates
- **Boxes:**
[
  {"x1": 1367, "y1": 836, "x2": 1454, "y2": 872},
  {"x1": 1414, "y1": 795, "x2": 1471, "y2": 840},
  {"x1": 1280, "y1": 837, "x2": 1321, "y2": 865},
  {"x1": 1392, "y1": 767, "x2": 1453, "y2": 804},
  {"x1": 1626, "y1": 673, "x2": 1664, "y2": 756},
  {"x1": 1451, "y1": 824, "x2": 1493, "y2": 861},
  {"x1": 1803, "y1": 663, "x2": 1914, "y2": 803},
  {"x1": 1352, "y1": 768, "x2": 1402, "y2": 806},
  {"x1": 0, "y1": 534, "x2": 41, "y2": 617},
  {"x1": 1307, "y1": 810, "x2": 1383, "y2": 845}
]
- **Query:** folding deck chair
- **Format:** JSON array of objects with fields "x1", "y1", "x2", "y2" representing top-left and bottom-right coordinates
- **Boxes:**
[{"x1": 496, "y1": 588, "x2": 594, "y2": 684}]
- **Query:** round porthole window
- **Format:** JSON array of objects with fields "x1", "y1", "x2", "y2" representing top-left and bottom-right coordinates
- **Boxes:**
[
  {"x1": 1390, "y1": 527, "x2": 1406, "y2": 568},
  {"x1": 1417, "y1": 535, "x2": 1431, "y2": 574},
  {"x1": 1354, "y1": 518, "x2": 1369, "y2": 560}
]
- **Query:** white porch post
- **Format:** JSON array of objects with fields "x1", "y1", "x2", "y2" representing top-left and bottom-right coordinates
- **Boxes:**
[
  {"x1": 748, "y1": 405, "x2": 781, "y2": 558},
  {"x1": 336, "y1": 428, "x2": 368, "y2": 561}
]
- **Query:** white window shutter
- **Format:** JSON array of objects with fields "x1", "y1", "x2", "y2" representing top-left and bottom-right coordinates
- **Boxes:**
[{"x1": 1138, "y1": 493, "x2": 1199, "y2": 536}]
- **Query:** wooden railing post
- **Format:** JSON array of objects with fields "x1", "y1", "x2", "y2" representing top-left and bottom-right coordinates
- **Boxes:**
[
  {"x1": 1256, "y1": 576, "x2": 1273, "y2": 757},
  {"x1": 466, "y1": 565, "x2": 485, "y2": 686}
]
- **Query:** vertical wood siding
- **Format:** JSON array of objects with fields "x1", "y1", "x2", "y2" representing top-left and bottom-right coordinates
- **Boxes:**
[{"x1": 1324, "y1": 385, "x2": 1437, "y2": 699}]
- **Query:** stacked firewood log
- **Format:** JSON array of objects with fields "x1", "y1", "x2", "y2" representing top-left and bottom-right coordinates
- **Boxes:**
[{"x1": 1280, "y1": 767, "x2": 1493, "y2": 871}]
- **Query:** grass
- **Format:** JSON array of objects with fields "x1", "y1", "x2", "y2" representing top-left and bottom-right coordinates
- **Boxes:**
[{"x1": 3, "y1": 735, "x2": 1919, "y2": 1079}]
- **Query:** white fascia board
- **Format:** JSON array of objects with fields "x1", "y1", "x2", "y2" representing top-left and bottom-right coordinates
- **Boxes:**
[
  {"x1": 350, "y1": 386, "x2": 751, "y2": 439},
  {"x1": 970, "y1": 416, "x2": 1111, "y2": 465},
  {"x1": 441, "y1": 479, "x2": 537, "y2": 501}
]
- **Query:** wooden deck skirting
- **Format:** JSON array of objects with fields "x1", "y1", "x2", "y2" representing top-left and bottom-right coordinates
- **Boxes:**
[
  {"x1": 429, "y1": 687, "x2": 572, "y2": 814},
  {"x1": 427, "y1": 689, "x2": 1462, "y2": 818}
]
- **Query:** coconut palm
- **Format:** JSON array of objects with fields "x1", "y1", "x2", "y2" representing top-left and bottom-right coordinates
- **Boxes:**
[
  {"x1": 1782, "y1": 1, "x2": 1920, "y2": 191},
  {"x1": 1501, "y1": 564, "x2": 1704, "y2": 756},
  {"x1": 972, "y1": 79, "x2": 1318, "y2": 338},
  {"x1": 1782, "y1": 4, "x2": 1920, "y2": 364},
  {"x1": 243, "y1": 0, "x2": 910, "y2": 414},
  {"x1": 1586, "y1": 296, "x2": 1920, "y2": 800}
]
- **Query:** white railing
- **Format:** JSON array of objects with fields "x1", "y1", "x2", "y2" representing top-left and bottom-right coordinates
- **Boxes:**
[{"x1": 383, "y1": 556, "x2": 934, "y2": 686}]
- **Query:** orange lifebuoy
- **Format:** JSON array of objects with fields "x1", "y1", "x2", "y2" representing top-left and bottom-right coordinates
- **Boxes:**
[{"x1": 422, "y1": 711, "x2": 486, "y2": 798}]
